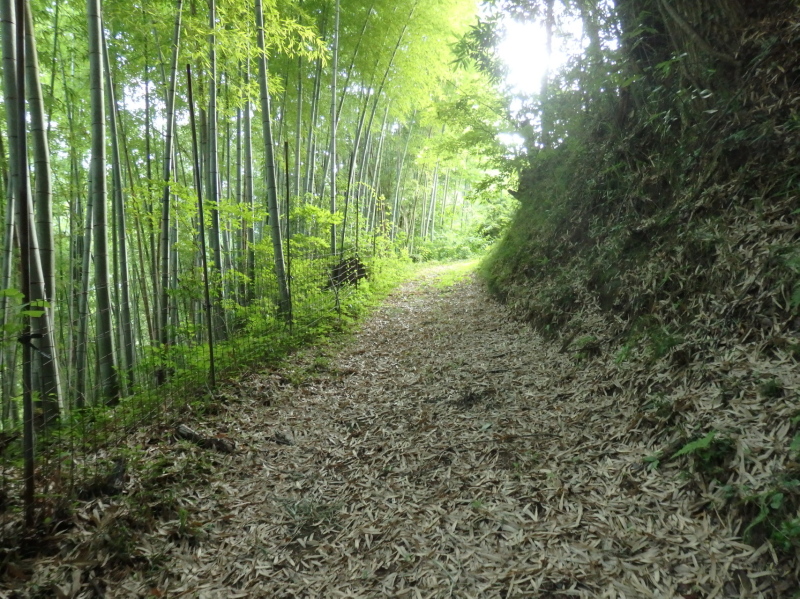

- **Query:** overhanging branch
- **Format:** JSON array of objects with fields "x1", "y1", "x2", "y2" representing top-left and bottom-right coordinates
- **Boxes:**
[{"x1": 658, "y1": 0, "x2": 739, "y2": 68}]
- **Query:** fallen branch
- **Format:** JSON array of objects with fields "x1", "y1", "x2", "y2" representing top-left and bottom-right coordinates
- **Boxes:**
[
  {"x1": 176, "y1": 423, "x2": 236, "y2": 453},
  {"x1": 0, "y1": 431, "x2": 20, "y2": 455},
  {"x1": 78, "y1": 457, "x2": 127, "y2": 499}
]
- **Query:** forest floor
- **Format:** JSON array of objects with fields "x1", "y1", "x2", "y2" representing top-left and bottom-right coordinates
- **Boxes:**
[{"x1": 17, "y1": 263, "x2": 795, "y2": 598}]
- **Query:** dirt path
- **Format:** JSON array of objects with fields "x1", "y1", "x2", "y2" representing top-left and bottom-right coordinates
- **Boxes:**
[{"x1": 113, "y1": 264, "x2": 785, "y2": 598}]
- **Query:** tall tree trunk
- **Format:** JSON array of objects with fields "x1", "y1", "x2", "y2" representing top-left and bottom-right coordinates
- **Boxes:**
[
  {"x1": 207, "y1": 0, "x2": 226, "y2": 336},
  {"x1": 341, "y1": 88, "x2": 371, "y2": 250},
  {"x1": 186, "y1": 64, "x2": 216, "y2": 388},
  {"x1": 407, "y1": 184, "x2": 418, "y2": 254},
  {"x1": 254, "y1": 0, "x2": 290, "y2": 316},
  {"x1": 44, "y1": 0, "x2": 57, "y2": 136},
  {"x1": 352, "y1": 4, "x2": 415, "y2": 226},
  {"x1": 294, "y1": 55, "x2": 302, "y2": 200},
  {"x1": 391, "y1": 115, "x2": 414, "y2": 240},
  {"x1": 144, "y1": 52, "x2": 157, "y2": 317},
  {"x1": 0, "y1": 72, "x2": 17, "y2": 422},
  {"x1": 369, "y1": 103, "x2": 390, "y2": 230},
  {"x1": 303, "y1": 42, "x2": 323, "y2": 198},
  {"x1": 3, "y1": 0, "x2": 60, "y2": 422},
  {"x1": 417, "y1": 166, "x2": 429, "y2": 240},
  {"x1": 334, "y1": 0, "x2": 374, "y2": 125},
  {"x1": 304, "y1": 9, "x2": 326, "y2": 199},
  {"x1": 427, "y1": 160, "x2": 439, "y2": 240},
  {"x1": 157, "y1": 0, "x2": 182, "y2": 363},
  {"x1": 87, "y1": 0, "x2": 119, "y2": 404},
  {"x1": 0, "y1": 171, "x2": 15, "y2": 420},
  {"x1": 439, "y1": 167, "x2": 450, "y2": 231},
  {"x1": 657, "y1": 0, "x2": 739, "y2": 67},
  {"x1": 102, "y1": 31, "x2": 135, "y2": 392},
  {"x1": 243, "y1": 58, "x2": 255, "y2": 302},
  {"x1": 25, "y1": 0, "x2": 62, "y2": 419},
  {"x1": 359, "y1": 131, "x2": 373, "y2": 229},
  {"x1": 222, "y1": 72, "x2": 233, "y2": 274},
  {"x1": 329, "y1": 0, "x2": 339, "y2": 254},
  {"x1": 235, "y1": 73, "x2": 244, "y2": 303},
  {"x1": 25, "y1": 2, "x2": 53, "y2": 321},
  {"x1": 274, "y1": 59, "x2": 291, "y2": 172},
  {"x1": 11, "y1": 0, "x2": 34, "y2": 524},
  {"x1": 74, "y1": 167, "x2": 93, "y2": 407}
]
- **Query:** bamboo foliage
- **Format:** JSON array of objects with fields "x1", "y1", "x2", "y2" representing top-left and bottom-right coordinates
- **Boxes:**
[{"x1": 0, "y1": 0, "x2": 496, "y2": 502}]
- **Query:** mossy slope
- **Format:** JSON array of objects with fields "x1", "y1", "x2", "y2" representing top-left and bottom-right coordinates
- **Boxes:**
[{"x1": 482, "y1": 7, "x2": 800, "y2": 561}]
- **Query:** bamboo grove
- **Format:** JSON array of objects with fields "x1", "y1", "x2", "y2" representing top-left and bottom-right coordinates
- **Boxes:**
[{"x1": 0, "y1": 0, "x2": 500, "y2": 519}]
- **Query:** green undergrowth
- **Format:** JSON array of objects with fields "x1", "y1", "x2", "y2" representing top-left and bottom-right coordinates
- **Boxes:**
[
  {"x1": 0, "y1": 253, "x2": 482, "y2": 588},
  {"x1": 0, "y1": 253, "x2": 423, "y2": 590},
  {"x1": 0, "y1": 254, "x2": 415, "y2": 530},
  {"x1": 645, "y1": 429, "x2": 800, "y2": 552},
  {"x1": 412, "y1": 230, "x2": 492, "y2": 262}
]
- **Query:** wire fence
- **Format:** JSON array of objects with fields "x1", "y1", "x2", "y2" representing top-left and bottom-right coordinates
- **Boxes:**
[{"x1": 0, "y1": 236, "x2": 386, "y2": 539}]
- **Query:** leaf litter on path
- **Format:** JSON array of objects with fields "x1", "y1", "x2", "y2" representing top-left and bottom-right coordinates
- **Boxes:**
[{"x1": 17, "y1": 264, "x2": 796, "y2": 597}]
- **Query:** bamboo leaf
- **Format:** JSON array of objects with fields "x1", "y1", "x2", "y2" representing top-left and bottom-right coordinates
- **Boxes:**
[{"x1": 672, "y1": 431, "x2": 716, "y2": 459}]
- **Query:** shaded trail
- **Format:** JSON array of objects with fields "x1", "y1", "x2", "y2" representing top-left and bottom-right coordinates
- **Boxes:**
[{"x1": 120, "y1": 264, "x2": 785, "y2": 597}]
